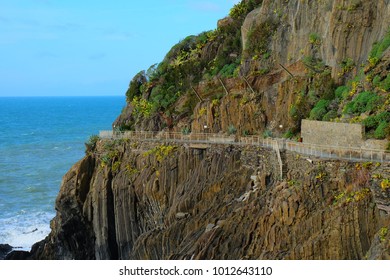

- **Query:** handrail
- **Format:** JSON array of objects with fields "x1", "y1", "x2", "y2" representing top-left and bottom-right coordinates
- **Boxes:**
[{"x1": 99, "y1": 130, "x2": 389, "y2": 163}]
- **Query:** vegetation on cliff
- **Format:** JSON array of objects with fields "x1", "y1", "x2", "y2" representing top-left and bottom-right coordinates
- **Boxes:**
[
  {"x1": 312, "y1": 27, "x2": 390, "y2": 140},
  {"x1": 115, "y1": 0, "x2": 390, "y2": 145},
  {"x1": 118, "y1": 0, "x2": 265, "y2": 131}
]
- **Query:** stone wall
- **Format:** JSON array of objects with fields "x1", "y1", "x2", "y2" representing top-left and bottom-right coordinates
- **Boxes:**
[
  {"x1": 362, "y1": 139, "x2": 388, "y2": 150},
  {"x1": 301, "y1": 120, "x2": 364, "y2": 148}
]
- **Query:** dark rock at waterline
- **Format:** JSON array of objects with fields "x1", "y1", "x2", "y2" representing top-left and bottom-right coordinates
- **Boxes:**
[
  {"x1": 4, "y1": 240, "x2": 46, "y2": 260},
  {"x1": 0, "y1": 244, "x2": 13, "y2": 260},
  {"x1": 5, "y1": 250, "x2": 32, "y2": 260}
]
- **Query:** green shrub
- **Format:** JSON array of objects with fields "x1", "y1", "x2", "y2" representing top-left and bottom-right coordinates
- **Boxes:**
[
  {"x1": 228, "y1": 124, "x2": 237, "y2": 135},
  {"x1": 379, "y1": 227, "x2": 389, "y2": 242},
  {"x1": 229, "y1": 1, "x2": 248, "y2": 19},
  {"x1": 335, "y1": 85, "x2": 350, "y2": 99},
  {"x1": 310, "y1": 99, "x2": 330, "y2": 120},
  {"x1": 181, "y1": 127, "x2": 191, "y2": 135},
  {"x1": 363, "y1": 115, "x2": 379, "y2": 129},
  {"x1": 363, "y1": 112, "x2": 390, "y2": 129},
  {"x1": 309, "y1": 33, "x2": 321, "y2": 45},
  {"x1": 263, "y1": 130, "x2": 272, "y2": 138},
  {"x1": 303, "y1": 56, "x2": 326, "y2": 73},
  {"x1": 100, "y1": 155, "x2": 111, "y2": 167},
  {"x1": 283, "y1": 130, "x2": 294, "y2": 139},
  {"x1": 246, "y1": 19, "x2": 277, "y2": 56},
  {"x1": 262, "y1": 51, "x2": 271, "y2": 59},
  {"x1": 126, "y1": 71, "x2": 147, "y2": 102},
  {"x1": 219, "y1": 63, "x2": 238, "y2": 78},
  {"x1": 323, "y1": 110, "x2": 338, "y2": 121},
  {"x1": 242, "y1": 130, "x2": 251, "y2": 136},
  {"x1": 369, "y1": 27, "x2": 390, "y2": 66},
  {"x1": 229, "y1": 0, "x2": 263, "y2": 20},
  {"x1": 338, "y1": 58, "x2": 355, "y2": 76},
  {"x1": 144, "y1": 145, "x2": 177, "y2": 163},
  {"x1": 85, "y1": 135, "x2": 100, "y2": 153},
  {"x1": 148, "y1": 84, "x2": 181, "y2": 111},
  {"x1": 372, "y1": 74, "x2": 390, "y2": 91},
  {"x1": 344, "y1": 91, "x2": 382, "y2": 114},
  {"x1": 125, "y1": 164, "x2": 139, "y2": 177},
  {"x1": 373, "y1": 75, "x2": 382, "y2": 87},
  {"x1": 131, "y1": 96, "x2": 153, "y2": 119},
  {"x1": 289, "y1": 104, "x2": 298, "y2": 119},
  {"x1": 380, "y1": 74, "x2": 390, "y2": 91},
  {"x1": 374, "y1": 121, "x2": 389, "y2": 139},
  {"x1": 112, "y1": 161, "x2": 121, "y2": 173}
]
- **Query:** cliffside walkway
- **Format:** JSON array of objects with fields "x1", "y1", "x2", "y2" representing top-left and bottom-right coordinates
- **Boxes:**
[{"x1": 99, "y1": 130, "x2": 390, "y2": 164}]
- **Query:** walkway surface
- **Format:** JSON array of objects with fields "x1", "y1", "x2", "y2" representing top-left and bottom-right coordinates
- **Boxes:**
[{"x1": 99, "y1": 130, "x2": 390, "y2": 164}]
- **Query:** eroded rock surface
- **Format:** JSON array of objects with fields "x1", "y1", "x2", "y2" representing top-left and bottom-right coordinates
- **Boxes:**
[{"x1": 29, "y1": 141, "x2": 389, "y2": 259}]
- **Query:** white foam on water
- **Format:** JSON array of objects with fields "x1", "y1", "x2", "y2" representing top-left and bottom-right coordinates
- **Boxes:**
[{"x1": 0, "y1": 211, "x2": 53, "y2": 251}]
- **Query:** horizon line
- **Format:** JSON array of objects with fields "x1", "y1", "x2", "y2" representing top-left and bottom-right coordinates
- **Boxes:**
[{"x1": 0, "y1": 95, "x2": 125, "y2": 98}]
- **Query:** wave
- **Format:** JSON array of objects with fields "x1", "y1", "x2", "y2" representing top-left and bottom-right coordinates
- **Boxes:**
[
  {"x1": 0, "y1": 211, "x2": 53, "y2": 251},
  {"x1": 0, "y1": 96, "x2": 125, "y2": 250}
]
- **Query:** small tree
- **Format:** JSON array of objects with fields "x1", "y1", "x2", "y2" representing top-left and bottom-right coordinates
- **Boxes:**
[{"x1": 126, "y1": 71, "x2": 147, "y2": 102}]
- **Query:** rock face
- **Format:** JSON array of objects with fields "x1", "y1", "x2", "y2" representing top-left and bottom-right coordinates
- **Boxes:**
[
  {"x1": 242, "y1": 0, "x2": 390, "y2": 80},
  {"x1": 190, "y1": 62, "x2": 332, "y2": 137},
  {"x1": 29, "y1": 140, "x2": 390, "y2": 260}
]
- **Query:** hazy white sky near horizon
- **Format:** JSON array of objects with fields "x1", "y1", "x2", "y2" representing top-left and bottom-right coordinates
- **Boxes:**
[{"x1": 0, "y1": 0, "x2": 239, "y2": 97}]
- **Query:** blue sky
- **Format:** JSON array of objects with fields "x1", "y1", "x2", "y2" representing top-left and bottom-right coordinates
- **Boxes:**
[{"x1": 0, "y1": 0, "x2": 239, "y2": 97}]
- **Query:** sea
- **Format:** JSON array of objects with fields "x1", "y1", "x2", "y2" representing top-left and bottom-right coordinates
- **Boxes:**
[{"x1": 0, "y1": 96, "x2": 125, "y2": 250}]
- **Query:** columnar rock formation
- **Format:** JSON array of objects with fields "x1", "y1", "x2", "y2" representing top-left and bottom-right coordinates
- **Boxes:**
[{"x1": 17, "y1": 140, "x2": 389, "y2": 260}]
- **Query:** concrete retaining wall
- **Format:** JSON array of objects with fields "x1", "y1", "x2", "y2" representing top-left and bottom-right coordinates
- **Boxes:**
[{"x1": 301, "y1": 120, "x2": 364, "y2": 148}]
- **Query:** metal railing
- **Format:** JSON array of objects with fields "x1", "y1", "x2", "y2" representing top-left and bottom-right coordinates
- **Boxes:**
[{"x1": 99, "y1": 130, "x2": 390, "y2": 163}]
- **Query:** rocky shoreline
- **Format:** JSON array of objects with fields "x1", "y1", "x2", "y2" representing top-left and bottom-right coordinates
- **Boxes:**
[{"x1": 2, "y1": 240, "x2": 48, "y2": 260}]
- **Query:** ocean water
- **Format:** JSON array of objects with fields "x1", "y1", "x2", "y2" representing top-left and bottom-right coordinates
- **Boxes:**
[{"x1": 0, "y1": 96, "x2": 125, "y2": 250}]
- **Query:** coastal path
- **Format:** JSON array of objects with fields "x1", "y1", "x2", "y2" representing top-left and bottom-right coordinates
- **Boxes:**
[{"x1": 99, "y1": 130, "x2": 389, "y2": 164}]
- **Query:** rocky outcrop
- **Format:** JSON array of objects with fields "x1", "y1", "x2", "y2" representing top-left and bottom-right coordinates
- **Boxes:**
[{"x1": 27, "y1": 139, "x2": 390, "y2": 260}]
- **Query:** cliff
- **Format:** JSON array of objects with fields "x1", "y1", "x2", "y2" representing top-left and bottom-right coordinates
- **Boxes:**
[
  {"x1": 20, "y1": 139, "x2": 389, "y2": 260},
  {"x1": 241, "y1": 0, "x2": 390, "y2": 79},
  {"x1": 114, "y1": 0, "x2": 390, "y2": 140},
  {"x1": 8, "y1": 0, "x2": 390, "y2": 260}
]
